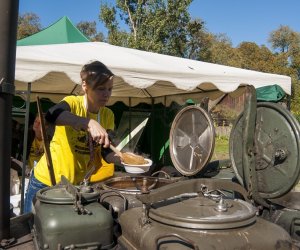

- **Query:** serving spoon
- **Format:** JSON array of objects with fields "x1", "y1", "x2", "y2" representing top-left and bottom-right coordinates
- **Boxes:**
[{"x1": 109, "y1": 144, "x2": 147, "y2": 165}]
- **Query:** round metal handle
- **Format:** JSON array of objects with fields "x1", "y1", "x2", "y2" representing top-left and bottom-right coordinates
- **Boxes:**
[
  {"x1": 151, "y1": 170, "x2": 171, "y2": 179},
  {"x1": 99, "y1": 190, "x2": 128, "y2": 212},
  {"x1": 155, "y1": 233, "x2": 200, "y2": 250}
]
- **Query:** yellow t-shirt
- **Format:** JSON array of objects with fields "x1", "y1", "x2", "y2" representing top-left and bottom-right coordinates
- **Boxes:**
[
  {"x1": 34, "y1": 95, "x2": 115, "y2": 186},
  {"x1": 28, "y1": 137, "x2": 44, "y2": 169}
]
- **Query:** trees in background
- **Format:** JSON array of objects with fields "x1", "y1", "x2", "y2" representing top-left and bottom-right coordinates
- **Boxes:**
[
  {"x1": 99, "y1": 0, "x2": 206, "y2": 58},
  {"x1": 268, "y1": 25, "x2": 300, "y2": 77},
  {"x1": 17, "y1": 1, "x2": 300, "y2": 113},
  {"x1": 17, "y1": 12, "x2": 41, "y2": 40},
  {"x1": 269, "y1": 25, "x2": 300, "y2": 53},
  {"x1": 76, "y1": 21, "x2": 105, "y2": 42},
  {"x1": 268, "y1": 25, "x2": 300, "y2": 111}
]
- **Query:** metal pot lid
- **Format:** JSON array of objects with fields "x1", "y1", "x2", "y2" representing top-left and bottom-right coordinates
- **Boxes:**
[
  {"x1": 149, "y1": 196, "x2": 256, "y2": 229},
  {"x1": 102, "y1": 176, "x2": 174, "y2": 194},
  {"x1": 36, "y1": 185, "x2": 100, "y2": 204},
  {"x1": 169, "y1": 106, "x2": 215, "y2": 176},
  {"x1": 230, "y1": 102, "x2": 300, "y2": 199}
]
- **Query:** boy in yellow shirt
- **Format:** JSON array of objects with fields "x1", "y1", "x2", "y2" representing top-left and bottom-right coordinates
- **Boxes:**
[{"x1": 24, "y1": 61, "x2": 121, "y2": 213}]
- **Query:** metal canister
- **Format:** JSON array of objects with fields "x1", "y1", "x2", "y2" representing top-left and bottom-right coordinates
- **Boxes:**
[
  {"x1": 33, "y1": 183, "x2": 114, "y2": 250},
  {"x1": 117, "y1": 178, "x2": 294, "y2": 250}
]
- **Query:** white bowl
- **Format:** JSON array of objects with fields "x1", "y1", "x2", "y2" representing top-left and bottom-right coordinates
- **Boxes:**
[{"x1": 122, "y1": 159, "x2": 153, "y2": 174}]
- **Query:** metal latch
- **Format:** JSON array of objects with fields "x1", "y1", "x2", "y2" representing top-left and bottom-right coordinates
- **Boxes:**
[{"x1": 61, "y1": 175, "x2": 92, "y2": 215}]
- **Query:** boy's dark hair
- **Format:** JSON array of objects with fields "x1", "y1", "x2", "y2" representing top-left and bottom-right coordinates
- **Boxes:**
[{"x1": 80, "y1": 61, "x2": 114, "y2": 90}]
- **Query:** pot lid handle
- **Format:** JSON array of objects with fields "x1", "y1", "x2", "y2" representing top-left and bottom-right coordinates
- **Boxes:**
[{"x1": 137, "y1": 178, "x2": 249, "y2": 205}]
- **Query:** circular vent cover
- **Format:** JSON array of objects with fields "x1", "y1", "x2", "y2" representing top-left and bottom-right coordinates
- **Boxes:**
[
  {"x1": 230, "y1": 102, "x2": 300, "y2": 199},
  {"x1": 169, "y1": 106, "x2": 215, "y2": 176}
]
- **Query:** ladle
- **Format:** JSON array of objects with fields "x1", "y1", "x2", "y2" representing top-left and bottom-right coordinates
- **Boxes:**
[
  {"x1": 37, "y1": 96, "x2": 56, "y2": 186},
  {"x1": 109, "y1": 144, "x2": 147, "y2": 165}
]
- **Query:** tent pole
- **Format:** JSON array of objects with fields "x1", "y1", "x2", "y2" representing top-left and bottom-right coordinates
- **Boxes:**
[
  {"x1": 129, "y1": 97, "x2": 132, "y2": 150},
  {"x1": 287, "y1": 94, "x2": 291, "y2": 110},
  {"x1": 0, "y1": 0, "x2": 19, "y2": 240},
  {"x1": 150, "y1": 97, "x2": 154, "y2": 162},
  {"x1": 163, "y1": 96, "x2": 167, "y2": 166},
  {"x1": 20, "y1": 82, "x2": 31, "y2": 214}
]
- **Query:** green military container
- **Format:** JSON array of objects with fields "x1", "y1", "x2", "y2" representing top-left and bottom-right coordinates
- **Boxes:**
[{"x1": 33, "y1": 183, "x2": 114, "y2": 250}]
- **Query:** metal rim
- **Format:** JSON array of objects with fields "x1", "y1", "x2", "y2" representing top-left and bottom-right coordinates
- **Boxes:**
[
  {"x1": 36, "y1": 185, "x2": 100, "y2": 204},
  {"x1": 230, "y1": 102, "x2": 300, "y2": 199},
  {"x1": 169, "y1": 105, "x2": 215, "y2": 176},
  {"x1": 149, "y1": 197, "x2": 256, "y2": 229},
  {"x1": 102, "y1": 176, "x2": 174, "y2": 194}
]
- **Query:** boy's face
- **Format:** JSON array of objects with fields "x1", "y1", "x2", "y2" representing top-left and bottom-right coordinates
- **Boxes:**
[{"x1": 84, "y1": 77, "x2": 114, "y2": 108}]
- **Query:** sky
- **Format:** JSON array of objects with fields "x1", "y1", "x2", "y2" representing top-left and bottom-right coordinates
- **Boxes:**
[{"x1": 19, "y1": 0, "x2": 300, "y2": 48}]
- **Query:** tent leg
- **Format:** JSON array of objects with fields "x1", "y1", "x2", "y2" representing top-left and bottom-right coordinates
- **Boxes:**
[
  {"x1": 20, "y1": 82, "x2": 31, "y2": 214},
  {"x1": 0, "y1": 0, "x2": 19, "y2": 240}
]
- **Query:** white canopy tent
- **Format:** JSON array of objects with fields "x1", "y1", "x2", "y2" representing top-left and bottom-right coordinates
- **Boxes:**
[{"x1": 15, "y1": 42, "x2": 291, "y2": 106}]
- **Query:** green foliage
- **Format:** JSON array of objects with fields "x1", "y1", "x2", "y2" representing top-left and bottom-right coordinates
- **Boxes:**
[
  {"x1": 292, "y1": 111, "x2": 300, "y2": 123},
  {"x1": 76, "y1": 21, "x2": 105, "y2": 42},
  {"x1": 268, "y1": 25, "x2": 300, "y2": 79},
  {"x1": 291, "y1": 82, "x2": 300, "y2": 113},
  {"x1": 238, "y1": 42, "x2": 279, "y2": 73},
  {"x1": 17, "y1": 12, "x2": 41, "y2": 40},
  {"x1": 99, "y1": 0, "x2": 201, "y2": 56},
  {"x1": 211, "y1": 104, "x2": 239, "y2": 124},
  {"x1": 268, "y1": 25, "x2": 300, "y2": 53},
  {"x1": 206, "y1": 34, "x2": 241, "y2": 67}
]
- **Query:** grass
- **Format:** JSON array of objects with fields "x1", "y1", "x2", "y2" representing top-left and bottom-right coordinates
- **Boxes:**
[{"x1": 212, "y1": 136, "x2": 229, "y2": 161}]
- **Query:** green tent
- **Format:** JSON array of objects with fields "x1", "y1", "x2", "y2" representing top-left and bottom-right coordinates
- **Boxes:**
[
  {"x1": 256, "y1": 84, "x2": 285, "y2": 102},
  {"x1": 17, "y1": 16, "x2": 89, "y2": 46},
  {"x1": 15, "y1": 16, "x2": 90, "y2": 115},
  {"x1": 15, "y1": 16, "x2": 89, "y2": 121}
]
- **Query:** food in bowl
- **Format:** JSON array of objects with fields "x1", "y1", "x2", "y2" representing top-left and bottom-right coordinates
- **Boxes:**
[
  {"x1": 122, "y1": 159, "x2": 153, "y2": 174},
  {"x1": 122, "y1": 152, "x2": 148, "y2": 165}
]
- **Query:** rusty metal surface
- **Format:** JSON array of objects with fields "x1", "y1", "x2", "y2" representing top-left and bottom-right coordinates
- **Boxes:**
[{"x1": 270, "y1": 191, "x2": 300, "y2": 210}]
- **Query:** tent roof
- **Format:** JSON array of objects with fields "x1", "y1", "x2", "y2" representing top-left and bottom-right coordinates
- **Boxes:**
[
  {"x1": 17, "y1": 16, "x2": 89, "y2": 46},
  {"x1": 15, "y1": 42, "x2": 291, "y2": 106}
]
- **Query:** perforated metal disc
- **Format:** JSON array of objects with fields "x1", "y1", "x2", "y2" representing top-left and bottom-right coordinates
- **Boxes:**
[
  {"x1": 169, "y1": 106, "x2": 215, "y2": 176},
  {"x1": 230, "y1": 103, "x2": 300, "y2": 199}
]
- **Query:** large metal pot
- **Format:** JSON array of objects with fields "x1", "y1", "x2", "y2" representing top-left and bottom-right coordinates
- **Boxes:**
[
  {"x1": 117, "y1": 178, "x2": 294, "y2": 250},
  {"x1": 99, "y1": 104, "x2": 217, "y2": 219},
  {"x1": 99, "y1": 172, "x2": 180, "y2": 217}
]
